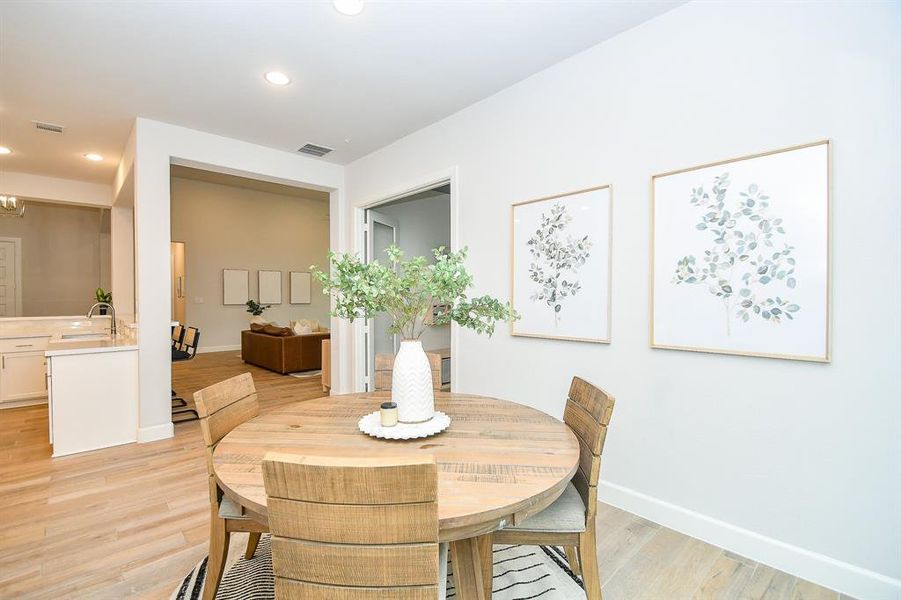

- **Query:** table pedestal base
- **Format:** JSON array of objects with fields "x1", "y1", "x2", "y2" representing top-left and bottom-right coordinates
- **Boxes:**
[{"x1": 450, "y1": 533, "x2": 493, "y2": 599}]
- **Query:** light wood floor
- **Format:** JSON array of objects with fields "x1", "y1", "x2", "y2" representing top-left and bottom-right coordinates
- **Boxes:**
[{"x1": 0, "y1": 351, "x2": 847, "y2": 599}]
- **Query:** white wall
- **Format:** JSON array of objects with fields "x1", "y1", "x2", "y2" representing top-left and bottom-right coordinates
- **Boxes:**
[
  {"x1": 344, "y1": 2, "x2": 901, "y2": 598},
  {"x1": 0, "y1": 171, "x2": 112, "y2": 207},
  {"x1": 120, "y1": 118, "x2": 345, "y2": 444},
  {"x1": 170, "y1": 176, "x2": 331, "y2": 350},
  {"x1": 377, "y1": 190, "x2": 451, "y2": 352}
]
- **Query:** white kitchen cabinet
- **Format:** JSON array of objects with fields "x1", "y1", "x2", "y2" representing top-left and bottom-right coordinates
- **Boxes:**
[
  {"x1": 0, "y1": 350, "x2": 47, "y2": 403},
  {"x1": 0, "y1": 335, "x2": 50, "y2": 407}
]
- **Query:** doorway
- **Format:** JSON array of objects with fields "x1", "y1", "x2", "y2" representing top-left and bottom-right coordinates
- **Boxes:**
[
  {"x1": 0, "y1": 237, "x2": 22, "y2": 317},
  {"x1": 362, "y1": 184, "x2": 452, "y2": 391},
  {"x1": 170, "y1": 241, "x2": 186, "y2": 325},
  {"x1": 367, "y1": 211, "x2": 399, "y2": 366}
]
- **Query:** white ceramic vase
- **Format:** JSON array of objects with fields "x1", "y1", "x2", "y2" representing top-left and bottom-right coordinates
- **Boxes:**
[
  {"x1": 249, "y1": 315, "x2": 267, "y2": 325},
  {"x1": 391, "y1": 340, "x2": 435, "y2": 423}
]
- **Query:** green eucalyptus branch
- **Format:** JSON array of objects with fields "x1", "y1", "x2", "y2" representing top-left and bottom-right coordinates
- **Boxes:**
[{"x1": 311, "y1": 245, "x2": 519, "y2": 339}]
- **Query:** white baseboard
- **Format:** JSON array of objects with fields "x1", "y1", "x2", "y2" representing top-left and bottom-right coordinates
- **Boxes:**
[
  {"x1": 0, "y1": 397, "x2": 47, "y2": 410},
  {"x1": 137, "y1": 422, "x2": 174, "y2": 443},
  {"x1": 197, "y1": 344, "x2": 241, "y2": 354},
  {"x1": 599, "y1": 481, "x2": 901, "y2": 600}
]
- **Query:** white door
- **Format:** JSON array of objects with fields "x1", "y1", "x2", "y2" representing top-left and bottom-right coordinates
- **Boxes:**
[
  {"x1": 0, "y1": 240, "x2": 19, "y2": 317},
  {"x1": 171, "y1": 241, "x2": 186, "y2": 325},
  {"x1": 365, "y1": 210, "x2": 398, "y2": 391},
  {"x1": 1, "y1": 351, "x2": 47, "y2": 403}
]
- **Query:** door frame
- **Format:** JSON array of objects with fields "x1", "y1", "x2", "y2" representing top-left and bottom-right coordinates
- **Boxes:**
[
  {"x1": 365, "y1": 210, "x2": 399, "y2": 388},
  {"x1": 0, "y1": 237, "x2": 23, "y2": 318},
  {"x1": 352, "y1": 166, "x2": 460, "y2": 393}
]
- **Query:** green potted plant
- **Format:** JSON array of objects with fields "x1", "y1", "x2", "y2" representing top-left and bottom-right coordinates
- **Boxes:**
[
  {"x1": 95, "y1": 287, "x2": 112, "y2": 314},
  {"x1": 245, "y1": 299, "x2": 271, "y2": 325},
  {"x1": 312, "y1": 245, "x2": 518, "y2": 423}
]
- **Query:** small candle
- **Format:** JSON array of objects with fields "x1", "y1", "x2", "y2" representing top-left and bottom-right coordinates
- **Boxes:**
[{"x1": 380, "y1": 402, "x2": 398, "y2": 427}]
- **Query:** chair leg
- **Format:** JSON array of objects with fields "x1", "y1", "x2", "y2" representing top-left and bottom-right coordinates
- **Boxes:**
[
  {"x1": 579, "y1": 520, "x2": 602, "y2": 600},
  {"x1": 203, "y1": 512, "x2": 230, "y2": 600},
  {"x1": 564, "y1": 545, "x2": 582, "y2": 577},
  {"x1": 244, "y1": 532, "x2": 262, "y2": 560},
  {"x1": 438, "y1": 543, "x2": 449, "y2": 600},
  {"x1": 477, "y1": 533, "x2": 493, "y2": 599}
]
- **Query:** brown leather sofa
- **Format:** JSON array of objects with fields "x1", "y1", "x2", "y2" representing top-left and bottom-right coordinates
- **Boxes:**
[{"x1": 241, "y1": 329, "x2": 330, "y2": 374}]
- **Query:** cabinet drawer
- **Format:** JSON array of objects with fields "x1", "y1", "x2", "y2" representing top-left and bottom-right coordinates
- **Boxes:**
[{"x1": 0, "y1": 337, "x2": 51, "y2": 353}]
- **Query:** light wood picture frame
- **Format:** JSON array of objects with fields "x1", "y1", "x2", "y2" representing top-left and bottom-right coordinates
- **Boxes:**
[
  {"x1": 651, "y1": 140, "x2": 831, "y2": 362},
  {"x1": 222, "y1": 269, "x2": 249, "y2": 306},
  {"x1": 289, "y1": 271, "x2": 312, "y2": 304},
  {"x1": 258, "y1": 270, "x2": 283, "y2": 305},
  {"x1": 511, "y1": 185, "x2": 613, "y2": 344}
]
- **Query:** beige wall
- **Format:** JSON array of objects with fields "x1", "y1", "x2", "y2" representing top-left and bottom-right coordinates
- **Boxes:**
[
  {"x1": 0, "y1": 200, "x2": 110, "y2": 316},
  {"x1": 170, "y1": 176, "x2": 330, "y2": 350}
]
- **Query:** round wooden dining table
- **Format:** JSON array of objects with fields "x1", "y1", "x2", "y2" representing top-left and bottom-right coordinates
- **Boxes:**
[{"x1": 213, "y1": 391, "x2": 579, "y2": 600}]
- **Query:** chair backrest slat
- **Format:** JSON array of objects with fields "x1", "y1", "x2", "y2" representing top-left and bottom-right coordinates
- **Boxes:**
[
  {"x1": 171, "y1": 325, "x2": 184, "y2": 347},
  {"x1": 374, "y1": 353, "x2": 442, "y2": 392},
  {"x1": 263, "y1": 452, "x2": 439, "y2": 598},
  {"x1": 194, "y1": 373, "x2": 260, "y2": 462},
  {"x1": 569, "y1": 376, "x2": 615, "y2": 425},
  {"x1": 194, "y1": 373, "x2": 260, "y2": 506},
  {"x1": 275, "y1": 579, "x2": 437, "y2": 600},
  {"x1": 179, "y1": 326, "x2": 201, "y2": 356},
  {"x1": 564, "y1": 376, "x2": 614, "y2": 520}
]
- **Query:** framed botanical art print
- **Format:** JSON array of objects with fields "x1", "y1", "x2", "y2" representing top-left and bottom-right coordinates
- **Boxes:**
[
  {"x1": 511, "y1": 185, "x2": 612, "y2": 343},
  {"x1": 651, "y1": 140, "x2": 831, "y2": 362}
]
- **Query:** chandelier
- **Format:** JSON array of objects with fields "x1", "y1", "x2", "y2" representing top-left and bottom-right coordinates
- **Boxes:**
[{"x1": 0, "y1": 195, "x2": 25, "y2": 217}]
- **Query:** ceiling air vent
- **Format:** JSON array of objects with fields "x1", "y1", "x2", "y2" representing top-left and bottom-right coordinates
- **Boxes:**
[
  {"x1": 33, "y1": 120, "x2": 65, "y2": 134},
  {"x1": 297, "y1": 143, "x2": 333, "y2": 157}
]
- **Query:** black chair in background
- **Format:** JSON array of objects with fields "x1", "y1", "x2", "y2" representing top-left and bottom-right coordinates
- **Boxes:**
[
  {"x1": 172, "y1": 326, "x2": 201, "y2": 422},
  {"x1": 171, "y1": 325, "x2": 186, "y2": 408}
]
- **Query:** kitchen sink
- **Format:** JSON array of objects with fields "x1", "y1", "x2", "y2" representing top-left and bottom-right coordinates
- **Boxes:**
[{"x1": 60, "y1": 333, "x2": 111, "y2": 341}]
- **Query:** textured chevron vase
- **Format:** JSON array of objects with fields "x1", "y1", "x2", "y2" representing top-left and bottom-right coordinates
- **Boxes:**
[{"x1": 391, "y1": 340, "x2": 435, "y2": 423}]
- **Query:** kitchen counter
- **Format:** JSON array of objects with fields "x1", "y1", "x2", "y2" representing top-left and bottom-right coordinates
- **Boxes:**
[
  {"x1": 45, "y1": 335, "x2": 139, "y2": 457},
  {"x1": 0, "y1": 315, "x2": 112, "y2": 340},
  {"x1": 45, "y1": 335, "x2": 139, "y2": 357}
]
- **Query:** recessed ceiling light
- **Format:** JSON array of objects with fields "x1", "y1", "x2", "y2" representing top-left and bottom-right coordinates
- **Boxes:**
[
  {"x1": 84, "y1": 153, "x2": 103, "y2": 162},
  {"x1": 333, "y1": 0, "x2": 364, "y2": 16},
  {"x1": 264, "y1": 71, "x2": 291, "y2": 86},
  {"x1": 0, "y1": 146, "x2": 11, "y2": 155}
]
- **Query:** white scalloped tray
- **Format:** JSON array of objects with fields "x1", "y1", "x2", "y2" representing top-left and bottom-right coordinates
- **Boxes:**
[{"x1": 358, "y1": 411, "x2": 451, "y2": 440}]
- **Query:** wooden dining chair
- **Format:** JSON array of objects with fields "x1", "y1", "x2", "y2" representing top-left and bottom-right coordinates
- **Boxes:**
[
  {"x1": 374, "y1": 352, "x2": 442, "y2": 392},
  {"x1": 194, "y1": 373, "x2": 269, "y2": 600},
  {"x1": 262, "y1": 452, "x2": 441, "y2": 599},
  {"x1": 493, "y1": 376, "x2": 615, "y2": 600}
]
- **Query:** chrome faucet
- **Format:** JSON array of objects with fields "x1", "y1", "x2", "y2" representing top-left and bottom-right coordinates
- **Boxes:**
[{"x1": 87, "y1": 302, "x2": 117, "y2": 337}]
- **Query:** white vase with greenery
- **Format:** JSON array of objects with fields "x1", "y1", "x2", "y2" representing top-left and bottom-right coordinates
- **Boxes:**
[
  {"x1": 313, "y1": 245, "x2": 518, "y2": 423},
  {"x1": 392, "y1": 339, "x2": 434, "y2": 422}
]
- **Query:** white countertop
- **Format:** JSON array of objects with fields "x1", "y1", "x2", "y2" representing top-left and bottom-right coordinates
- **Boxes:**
[
  {"x1": 45, "y1": 335, "x2": 139, "y2": 357},
  {"x1": 0, "y1": 315, "x2": 112, "y2": 340},
  {"x1": 0, "y1": 333, "x2": 53, "y2": 340}
]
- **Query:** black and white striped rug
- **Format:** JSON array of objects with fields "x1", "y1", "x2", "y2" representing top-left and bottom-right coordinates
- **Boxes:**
[{"x1": 172, "y1": 535, "x2": 585, "y2": 599}]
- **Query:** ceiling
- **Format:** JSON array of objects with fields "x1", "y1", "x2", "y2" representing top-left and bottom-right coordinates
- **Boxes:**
[{"x1": 0, "y1": 1, "x2": 681, "y2": 184}]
